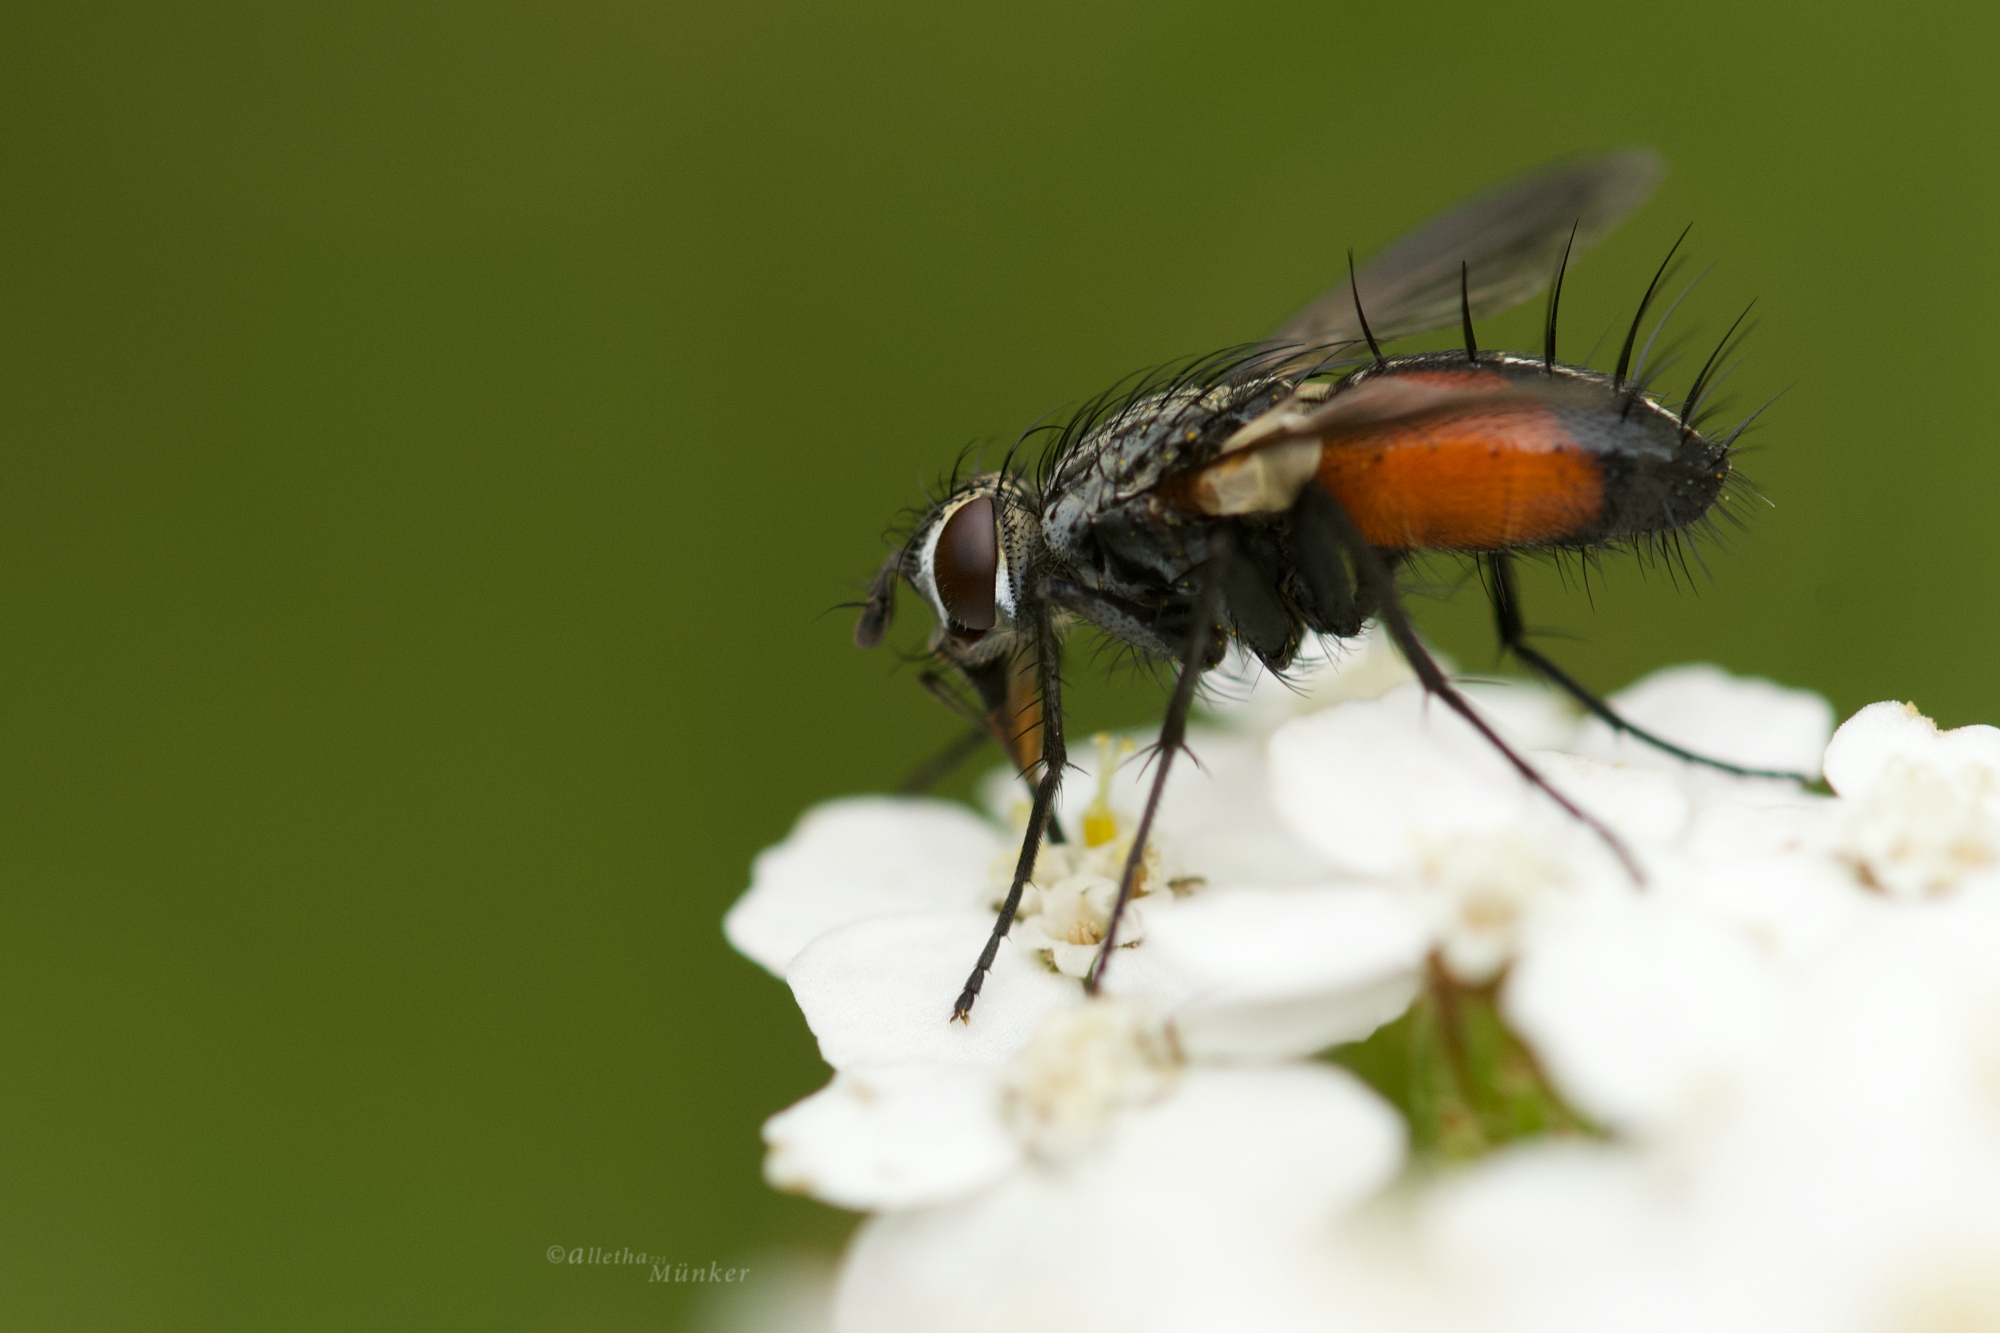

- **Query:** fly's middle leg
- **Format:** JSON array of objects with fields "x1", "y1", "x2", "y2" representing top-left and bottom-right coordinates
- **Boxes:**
[{"x1": 1083, "y1": 542, "x2": 1228, "y2": 994}]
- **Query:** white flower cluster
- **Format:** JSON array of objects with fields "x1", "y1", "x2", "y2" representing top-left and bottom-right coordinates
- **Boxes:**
[{"x1": 725, "y1": 629, "x2": 2000, "y2": 1333}]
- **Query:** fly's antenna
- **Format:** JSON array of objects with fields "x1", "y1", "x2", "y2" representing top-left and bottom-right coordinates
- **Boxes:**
[
  {"x1": 1347, "y1": 249, "x2": 1386, "y2": 369},
  {"x1": 1630, "y1": 265, "x2": 1711, "y2": 391},
  {"x1": 1459, "y1": 260, "x2": 1479, "y2": 362},
  {"x1": 1542, "y1": 220, "x2": 1579, "y2": 374},
  {"x1": 1681, "y1": 300, "x2": 1756, "y2": 435},
  {"x1": 1615, "y1": 224, "x2": 1692, "y2": 393}
]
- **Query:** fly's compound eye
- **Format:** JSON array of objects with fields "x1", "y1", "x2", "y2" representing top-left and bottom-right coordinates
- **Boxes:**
[{"x1": 933, "y1": 495, "x2": 997, "y2": 633}]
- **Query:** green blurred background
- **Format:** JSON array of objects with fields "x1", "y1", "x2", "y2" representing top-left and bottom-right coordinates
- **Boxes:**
[{"x1": 2, "y1": 0, "x2": 1994, "y2": 1326}]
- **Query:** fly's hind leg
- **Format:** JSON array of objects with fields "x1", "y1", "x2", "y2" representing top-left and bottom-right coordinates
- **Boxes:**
[
  {"x1": 1291, "y1": 484, "x2": 1644, "y2": 881},
  {"x1": 1484, "y1": 552, "x2": 1810, "y2": 782}
]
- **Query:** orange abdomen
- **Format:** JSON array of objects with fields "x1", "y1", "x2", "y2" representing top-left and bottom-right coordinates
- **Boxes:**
[{"x1": 1318, "y1": 400, "x2": 1604, "y2": 550}]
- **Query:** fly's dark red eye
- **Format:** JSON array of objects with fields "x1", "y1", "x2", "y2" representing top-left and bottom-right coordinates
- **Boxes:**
[{"x1": 934, "y1": 495, "x2": 997, "y2": 631}]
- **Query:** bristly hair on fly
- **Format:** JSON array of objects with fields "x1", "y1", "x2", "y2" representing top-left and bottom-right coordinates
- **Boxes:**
[
  {"x1": 856, "y1": 229, "x2": 1781, "y2": 670},
  {"x1": 1490, "y1": 239, "x2": 1783, "y2": 599},
  {"x1": 1032, "y1": 342, "x2": 1360, "y2": 497}
]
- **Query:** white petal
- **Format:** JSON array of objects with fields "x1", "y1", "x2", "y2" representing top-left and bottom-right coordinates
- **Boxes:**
[
  {"x1": 1269, "y1": 684, "x2": 1530, "y2": 878},
  {"x1": 1198, "y1": 623, "x2": 1417, "y2": 733},
  {"x1": 1657, "y1": 844, "x2": 1870, "y2": 964},
  {"x1": 1415, "y1": 1142, "x2": 1707, "y2": 1333},
  {"x1": 1121, "y1": 884, "x2": 1431, "y2": 1060},
  {"x1": 1424, "y1": 1141, "x2": 1671, "y2": 1278},
  {"x1": 1455, "y1": 678, "x2": 1582, "y2": 752},
  {"x1": 762, "y1": 1065, "x2": 1020, "y2": 1210},
  {"x1": 1574, "y1": 663, "x2": 1835, "y2": 779},
  {"x1": 832, "y1": 1064, "x2": 1402, "y2": 1333},
  {"x1": 1683, "y1": 793, "x2": 1841, "y2": 862},
  {"x1": 725, "y1": 797, "x2": 1006, "y2": 976},
  {"x1": 1045, "y1": 940, "x2": 1101, "y2": 979},
  {"x1": 1822, "y1": 699, "x2": 2000, "y2": 801},
  {"x1": 1107, "y1": 1065, "x2": 1406, "y2": 1227},
  {"x1": 1531, "y1": 750, "x2": 1691, "y2": 847},
  {"x1": 1504, "y1": 897, "x2": 1779, "y2": 1137},
  {"x1": 998, "y1": 997, "x2": 1177, "y2": 1162},
  {"x1": 1821, "y1": 704, "x2": 2000, "y2": 898},
  {"x1": 1678, "y1": 891, "x2": 2000, "y2": 1328},
  {"x1": 788, "y1": 912, "x2": 1080, "y2": 1069},
  {"x1": 979, "y1": 727, "x2": 1338, "y2": 886},
  {"x1": 1151, "y1": 730, "x2": 1344, "y2": 885}
]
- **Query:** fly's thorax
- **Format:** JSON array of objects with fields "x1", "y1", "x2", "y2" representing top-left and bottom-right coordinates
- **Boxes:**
[
  {"x1": 1043, "y1": 429, "x2": 1221, "y2": 600},
  {"x1": 1041, "y1": 374, "x2": 1298, "y2": 582},
  {"x1": 907, "y1": 474, "x2": 1045, "y2": 663},
  {"x1": 1041, "y1": 418, "x2": 1184, "y2": 566},
  {"x1": 1062, "y1": 499, "x2": 1219, "y2": 602}
]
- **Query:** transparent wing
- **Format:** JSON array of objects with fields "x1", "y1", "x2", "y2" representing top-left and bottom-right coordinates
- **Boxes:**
[{"x1": 1266, "y1": 149, "x2": 1664, "y2": 351}]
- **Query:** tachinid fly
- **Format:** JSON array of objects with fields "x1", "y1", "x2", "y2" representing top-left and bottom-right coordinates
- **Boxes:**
[{"x1": 853, "y1": 149, "x2": 1801, "y2": 1022}]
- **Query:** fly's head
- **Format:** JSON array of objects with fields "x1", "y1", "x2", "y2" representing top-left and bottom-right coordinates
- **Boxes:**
[{"x1": 854, "y1": 473, "x2": 1043, "y2": 673}]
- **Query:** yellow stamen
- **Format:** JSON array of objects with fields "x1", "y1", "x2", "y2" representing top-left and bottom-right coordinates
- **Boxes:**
[{"x1": 1082, "y1": 732, "x2": 1133, "y2": 847}]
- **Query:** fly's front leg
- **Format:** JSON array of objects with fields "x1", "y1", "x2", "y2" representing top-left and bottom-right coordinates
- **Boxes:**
[
  {"x1": 951, "y1": 608, "x2": 1068, "y2": 1023},
  {"x1": 1484, "y1": 553, "x2": 1810, "y2": 782},
  {"x1": 1042, "y1": 579, "x2": 1185, "y2": 660}
]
